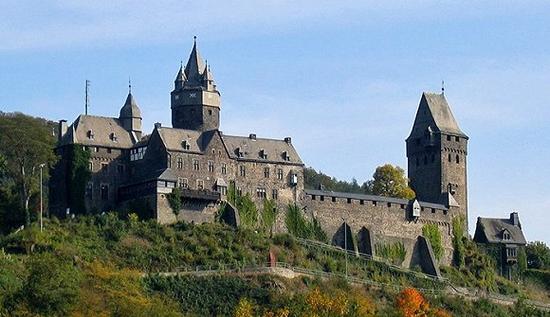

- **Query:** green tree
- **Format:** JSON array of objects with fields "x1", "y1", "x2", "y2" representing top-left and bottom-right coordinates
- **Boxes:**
[
  {"x1": 238, "y1": 194, "x2": 258, "y2": 229},
  {"x1": 367, "y1": 164, "x2": 415, "y2": 199},
  {"x1": 525, "y1": 241, "x2": 550, "y2": 270},
  {"x1": 0, "y1": 114, "x2": 57, "y2": 225},
  {"x1": 167, "y1": 187, "x2": 183, "y2": 214}
]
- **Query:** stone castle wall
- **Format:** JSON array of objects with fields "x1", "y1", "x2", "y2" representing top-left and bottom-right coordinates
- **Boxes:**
[{"x1": 301, "y1": 191, "x2": 455, "y2": 266}]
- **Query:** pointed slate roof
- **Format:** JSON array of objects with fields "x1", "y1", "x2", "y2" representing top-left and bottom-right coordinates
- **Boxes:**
[
  {"x1": 474, "y1": 215, "x2": 526, "y2": 245},
  {"x1": 184, "y1": 38, "x2": 205, "y2": 86},
  {"x1": 175, "y1": 64, "x2": 186, "y2": 84},
  {"x1": 119, "y1": 92, "x2": 141, "y2": 119},
  {"x1": 408, "y1": 92, "x2": 467, "y2": 140}
]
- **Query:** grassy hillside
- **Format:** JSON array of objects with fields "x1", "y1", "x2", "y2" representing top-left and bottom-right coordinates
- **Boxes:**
[{"x1": 0, "y1": 214, "x2": 548, "y2": 316}]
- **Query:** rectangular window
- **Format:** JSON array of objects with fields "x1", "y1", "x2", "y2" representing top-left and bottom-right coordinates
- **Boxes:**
[
  {"x1": 100, "y1": 184, "x2": 109, "y2": 200},
  {"x1": 167, "y1": 154, "x2": 172, "y2": 168},
  {"x1": 311, "y1": 195, "x2": 316, "y2": 201},
  {"x1": 455, "y1": 136, "x2": 460, "y2": 142},
  {"x1": 88, "y1": 161, "x2": 93, "y2": 171},
  {"x1": 256, "y1": 188, "x2": 266, "y2": 199},
  {"x1": 107, "y1": 148, "x2": 112, "y2": 154},
  {"x1": 101, "y1": 162, "x2": 108, "y2": 171},
  {"x1": 264, "y1": 167, "x2": 270, "y2": 178},
  {"x1": 208, "y1": 161, "x2": 214, "y2": 173},
  {"x1": 277, "y1": 168, "x2": 283, "y2": 180},
  {"x1": 221, "y1": 163, "x2": 227, "y2": 175},
  {"x1": 218, "y1": 185, "x2": 227, "y2": 195},
  {"x1": 272, "y1": 189, "x2": 278, "y2": 200},
  {"x1": 447, "y1": 135, "x2": 451, "y2": 141},
  {"x1": 240, "y1": 165, "x2": 246, "y2": 177},
  {"x1": 347, "y1": 198, "x2": 352, "y2": 204},
  {"x1": 193, "y1": 159, "x2": 200, "y2": 171},
  {"x1": 331, "y1": 197, "x2": 336, "y2": 202},
  {"x1": 177, "y1": 157, "x2": 183, "y2": 169},
  {"x1": 197, "y1": 179, "x2": 204, "y2": 190},
  {"x1": 236, "y1": 187, "x2": 243, "y2": 196},
  {"x1": 320, "y1": 195, "x2": 324, "y2": 201},
  {"x1": 179, "y1": 178, "x2": 188, "y2": 189}
]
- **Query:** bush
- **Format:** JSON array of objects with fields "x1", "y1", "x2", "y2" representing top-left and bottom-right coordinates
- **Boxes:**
[
  {"x1": 284, "y1": 204, "x2": 327, "y2": 242},
  {"x1": 375, "y1": 241, "x2": 406, "y2": 266},
  {"x1": 167, "y1": 187, "x2": 182, "y2": 214}
]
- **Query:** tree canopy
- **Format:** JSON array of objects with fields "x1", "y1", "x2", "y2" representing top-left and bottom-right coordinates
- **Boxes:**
[
  {"x1": 0, "y1": 113, "x2": 57, "y2": 226},
  {"x1": 304, "y1": 164, "x2": 415, "y2": 200}
]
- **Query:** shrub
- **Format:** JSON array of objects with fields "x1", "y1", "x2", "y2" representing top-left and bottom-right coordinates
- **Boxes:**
[
  {"x1": 375, "y1": 241, "x2": 406, "y2": 266},
  {"x1": 395, "y1": 288, "x2": 430, "y2": 317},
  {"x1": 452, "y1": 216, "x2": 465, "y2": 267}
]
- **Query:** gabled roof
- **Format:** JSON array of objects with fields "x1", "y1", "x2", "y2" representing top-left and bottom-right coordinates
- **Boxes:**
[
  {"x1": 222, "y1": 134, "x2": 303, "y2": 165},
  {"x1": 474, "y1": 216, "x2": 526, "y2": 245},
  {"x1": 59, "y1": 115, "x2": 135, "y2": 148},
  {"x1": 156, "y1": 127, "x2": 214, "y2": 153},
  {"x1": 408, "y1": 92, "x2": 467, "y2": 140}
]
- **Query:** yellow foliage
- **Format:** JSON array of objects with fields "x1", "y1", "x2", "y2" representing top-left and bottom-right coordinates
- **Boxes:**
[
  {"x1": 69, "y1": 261, "x2": 181, "y2": 317},
  {"x1": 305, "y1": 288, "x2": 349, "y2": 317},
  {"x1": 234, "y1": 298, "x2": 255, "y2": 317},
  {"x1": 262, "y1": 308, "x2": 290, "y2": 317}
]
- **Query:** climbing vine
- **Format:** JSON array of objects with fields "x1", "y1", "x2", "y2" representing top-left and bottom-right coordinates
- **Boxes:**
[
  {"x1": 422, "y1": 224, "x2": 443, "y2": 260},
  {"x1": 66, "y1": 145, "x2": 91, "y2": 214}
]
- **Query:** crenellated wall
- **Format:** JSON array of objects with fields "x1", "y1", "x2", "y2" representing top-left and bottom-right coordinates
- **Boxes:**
[{"x1": 301, "y1": 190, "x2": 457, "y2": 266}]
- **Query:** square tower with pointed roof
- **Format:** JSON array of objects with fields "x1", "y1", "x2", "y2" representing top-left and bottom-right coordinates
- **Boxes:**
[
  {"x1": 171, "y1": 38, "x2": 221, "y2": 132},
  {"x1": 406, "y1": 92, "x2": 469, "y2": 226}
]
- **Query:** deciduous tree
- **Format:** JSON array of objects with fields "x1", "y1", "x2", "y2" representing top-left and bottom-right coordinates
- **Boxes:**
[{"x1": 0, "y1": 114, "x2": 57, "y2": 226}]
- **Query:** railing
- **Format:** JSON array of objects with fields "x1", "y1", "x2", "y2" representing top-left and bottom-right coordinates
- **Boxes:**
[{"x1": 149, "y1": 261, "x2": 550, "y2": 311}]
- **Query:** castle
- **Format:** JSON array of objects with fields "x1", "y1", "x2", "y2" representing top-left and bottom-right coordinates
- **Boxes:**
[{"x1": 50, "y1": 39, "x2": 513, "y2": 272}]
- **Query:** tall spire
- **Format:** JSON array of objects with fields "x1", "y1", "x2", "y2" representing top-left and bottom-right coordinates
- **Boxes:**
[{"x1": 184, "y1": 36, "x2": 205, "y2": 85}]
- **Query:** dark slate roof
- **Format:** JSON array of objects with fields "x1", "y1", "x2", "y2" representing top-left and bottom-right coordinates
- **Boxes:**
[
  {"x1": 222, "y1": 134, "x2": 303, "y2": 165},
  {"x1": 119, "y1": 92, "x2": 141, "y2": 119},
  {"x1": 59, "y1": 115, "x2": 135, "y2": 148},
  {"x1": 121, "y1": 168, "x2": 178, "y2": 186},
  {"x1": 184, "y1": 39, "x2": 205, "y2": 86},
  {"x1": 156, "y1": 127, "x2": 215, "y2": 153},
  {"x1": 304, "y1": 189, "x2": 448, "y2": 210},
  {"x1": 474, "y1": 216, "x2": 526, "y2": 245},
  {"x1": 408, "y1": 92, "x2": 467, "y2": 139}
]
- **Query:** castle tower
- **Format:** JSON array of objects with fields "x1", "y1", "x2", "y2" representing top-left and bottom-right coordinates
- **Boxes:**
[
  {"x1": 171, "y1": 38, "x2": 221, "y2": 131},
  {"x1": 119, "y1": 90, "x2": 142, "y2": 140},
  {"x1": 406, "y1": 92, "x2": 468, "y2": 225}
]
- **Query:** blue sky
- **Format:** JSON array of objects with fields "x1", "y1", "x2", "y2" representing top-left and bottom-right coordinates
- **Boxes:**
[{"x1": 1, "y1": 1, "x2": 549, "y2": 243}]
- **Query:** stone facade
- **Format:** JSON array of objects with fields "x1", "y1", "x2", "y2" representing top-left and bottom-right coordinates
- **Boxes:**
[{"x1": 50, "y1": 40, "x2": 470, "y2": 272}]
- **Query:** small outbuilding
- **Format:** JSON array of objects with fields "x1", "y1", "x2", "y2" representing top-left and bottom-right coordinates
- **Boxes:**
[{"x1": 473, "y1": 212, "x2": 526, "y2": 280}]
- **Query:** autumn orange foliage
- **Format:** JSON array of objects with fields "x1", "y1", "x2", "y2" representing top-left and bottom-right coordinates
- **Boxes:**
[{"x1": 396, "y1": 288, "x2": 431, "y2": 317}]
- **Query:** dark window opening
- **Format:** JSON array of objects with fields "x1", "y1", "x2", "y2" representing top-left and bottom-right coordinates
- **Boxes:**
[
  {"x1": 387, "y1": 202, "x2": 391, "y2": 208},
  {"x1": 455, "y1": 136, "x2": 459, "y2": 142},
  {"x1": 347, "y1": 198, "x2": 352, "y2": 204},
  {"x1": 331, "y1": 197, "x2": 336, "y2": 202},
  {"x1": 448, "y1": 154, "x2": 452, "y2": 162},
  {"x1": 264, "y1": 167, "x2": 270, "y2": 178},
  {"x1": 447, "y1": 135, "x2": 451, "y2": 141},
  {"x1": 272, "y1": 189, "x2": 278, "y2": 200},
  {"x1": 456, "y1": 155, "x2": 460, "y2": 164},
  {"x1": 311, "y1": 195, "x2": 316, "y2": 201},
  {"x1": 360, "y1": 200, "x2": 364, "y2": 205},
  {"x1": 320, "y1": 195, "x2": 324, "y2": 201}
]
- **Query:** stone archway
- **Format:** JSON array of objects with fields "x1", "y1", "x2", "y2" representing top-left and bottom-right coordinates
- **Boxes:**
[{"x1": 357, "y1": 226, "x2": 374, "y2": 256}]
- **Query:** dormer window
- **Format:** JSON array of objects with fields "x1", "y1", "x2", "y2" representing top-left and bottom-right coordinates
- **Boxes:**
[
  {"x1": 282, "y1": 151, "x2": 290, "y2": 161},
  {"x1": 259, "y1": 149, "x2": 268, "y2": 159},
  {"x1": 235, "y1": 147, "x2": 244, "y2": 158},
  {"x1": 110, "y1": 133, "x2": 117, "y2": 142},
  {"x1": 87, "y1": 130, "x2": 94, "y2": 140},
  {"x1": 182, "y1": 140, "x2": 190, "y2": 150},
  {"x1": 502, "y1": 230, "x2": 511, "y2": 241}
]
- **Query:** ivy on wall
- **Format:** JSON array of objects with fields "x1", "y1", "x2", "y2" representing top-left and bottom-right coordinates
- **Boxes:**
[
  {"x1": 167, "y1": 187, "x2": 182, "y2": 214},
  {"x1": 422, "y1": 223, "x2": 443, "y2": 261},
  {"x1": 66, "y1": 145, "x2": 91, "y2": 214}
]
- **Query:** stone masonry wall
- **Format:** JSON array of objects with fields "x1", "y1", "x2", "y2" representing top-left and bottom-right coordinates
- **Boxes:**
[{"x1": 302, "y1": 193, "x2": 454, "y2": 266}]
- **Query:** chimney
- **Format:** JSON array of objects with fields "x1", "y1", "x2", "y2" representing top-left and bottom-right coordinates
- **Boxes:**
[
  {"x1": 284, "y1": 137, "x2": 292, "y2": 144},
  {"x1": 58, "y1": 120, "x2": 67, "y2": 142},
  {"x1": 249, "y1": 133, "x2": 256, "y2": 140},
  {"x1": 154, "y1": 122, "x2": 162, "y2": 129},
  {"x1": 510, "y1": 212, "x2": 521, "y2": 228}
]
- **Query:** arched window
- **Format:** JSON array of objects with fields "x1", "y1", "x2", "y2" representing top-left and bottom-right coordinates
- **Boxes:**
[{"x1": 455, "y1": 154, "x2": 460, "y2": 164}]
